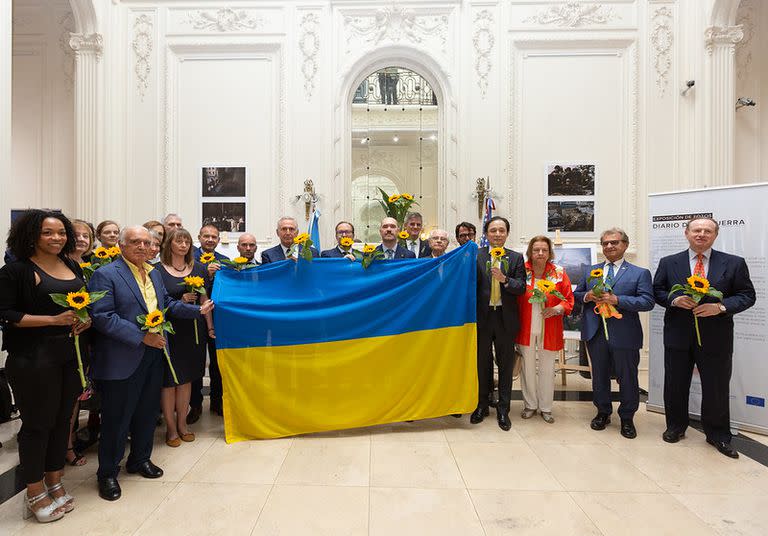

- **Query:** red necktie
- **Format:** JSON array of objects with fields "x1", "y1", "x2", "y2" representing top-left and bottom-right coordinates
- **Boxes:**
[{"x1": 694, "y1": 254, "x2": 705, "y2": 277}]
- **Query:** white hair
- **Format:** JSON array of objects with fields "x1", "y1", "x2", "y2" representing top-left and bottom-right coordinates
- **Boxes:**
[{"x1": 118, "y1": 225, "x2": 150, "y2": 246}]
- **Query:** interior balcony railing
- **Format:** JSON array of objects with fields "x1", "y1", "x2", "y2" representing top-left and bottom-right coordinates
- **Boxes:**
[{"x1": 353, "y1": 69, "x2": 437, "y2": 106}]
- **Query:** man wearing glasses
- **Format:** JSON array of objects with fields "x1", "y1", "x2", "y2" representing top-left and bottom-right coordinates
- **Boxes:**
[
  {"x1": 321, "y1": 221, "x2": 357, "y2": 260},
  {"x1": 573, "y1": 228, "x2": 654, "y2": 439},
  {"x1": 455, "y1": 222, "x2": 476, "y2": 246}
]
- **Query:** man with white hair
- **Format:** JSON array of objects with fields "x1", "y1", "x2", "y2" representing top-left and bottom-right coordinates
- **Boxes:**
[
  {"x1": 428, "y1": 229, "x2": 449, "y2": 257},
  {"x1": 162, "y1": 214, "x2": 183, "y2": 236},
  {"x1": 260, "y1": 217, "x2": 318, "y2": 263}
]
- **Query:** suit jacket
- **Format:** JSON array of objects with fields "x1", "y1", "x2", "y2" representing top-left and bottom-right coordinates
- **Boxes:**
[
  {"x1": 375, "y1": 244, "x2": 416, "y2": 259},
  {"x1": 261, "y1": 244, "x2": 319, "y2": 264},
  {"x1": 320, "y1": 246, "x2": 348, "y2": 258},
  {"x1": 476, "y1": 246, "x2": 526, "y2": 334},
  {"x1": 405, "y1": 239, "x2": 431, "y2": 258},
  {"x1": 573, "y1": 261, "x2": 655, "y2": 350},
  {"x1": 652, "y1": 249, "x2": 755, "y2": 353},
  {"x1": 88, "y1": 257, "x2": 200, "y2": 381}
]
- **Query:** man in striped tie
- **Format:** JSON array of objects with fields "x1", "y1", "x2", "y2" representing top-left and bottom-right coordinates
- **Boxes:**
[{"x1": 653, "y1": 217, "x2": 756, "y2": 458}]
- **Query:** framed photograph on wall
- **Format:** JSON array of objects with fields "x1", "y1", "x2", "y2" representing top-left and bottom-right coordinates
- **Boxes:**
[
  {"x1": 553, "y1": 244, "x2": 598, "y2": 338},
  {"x1": 202, "y1": 202, "x2": 246, "y2": 233},
  {"x1": 545, "y1": 162, "x2": 597, "y2": 236},
  {"x1": 202, "y1": 167, "x2": 246, "y2": 197},
  {"x1": 547, "y1": 164, "x2": 595, "y2": 196},
  {"x1": 547, "y1": 201, "x2": 595, "y2": 233}
]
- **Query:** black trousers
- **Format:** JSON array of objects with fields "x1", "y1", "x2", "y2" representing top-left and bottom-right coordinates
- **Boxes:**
[
  {"x1": 190, "y1": 338, "x2": 221, "y2": 409},
  {"x1": 664, "y1": 345, "x2": 732, "y2": 442},
  {"x1": 6, "y1": 349, "x2": 80, "y2": 484},
  {"x1": 587, "y1": 329, "x2": 640, "y2": 420},
  {"x1": 97, "y1": 347, "x2": 162, "y2": 479},
  {"x1": 477, "y1": 309, "x2": 514, "y2": 411}
]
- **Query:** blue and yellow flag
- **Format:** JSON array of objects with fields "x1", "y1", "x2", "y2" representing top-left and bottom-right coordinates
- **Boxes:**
[{"x1": 212, "y1": 242, "x2": 478, "y2": 441}]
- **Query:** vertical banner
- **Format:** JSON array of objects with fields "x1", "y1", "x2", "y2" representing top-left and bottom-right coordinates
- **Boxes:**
[{"x1": 648, "y1": 184, "x2": 768, "y2": 434}]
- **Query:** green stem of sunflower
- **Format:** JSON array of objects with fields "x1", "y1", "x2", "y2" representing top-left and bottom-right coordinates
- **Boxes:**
[
  {"x1": 74, "y1": 334, "x2": 87, "y2": 390},
  {"x1": 602, "y1": 315, "x2": 609, "y2": 341},
  {"x1": 694, "y1": 316, "x2": 702, "y2": 347},
  {"x1": 194, "y1": 319, "x2": 199, "y2": 345},
  {"x1": 164, "y1": 347, "x2": 179, "y2": 384}
]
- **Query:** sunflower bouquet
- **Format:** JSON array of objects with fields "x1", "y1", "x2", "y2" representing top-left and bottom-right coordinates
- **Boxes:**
[
  {"x1": 485, "y1": 247, "x2": 509, "y2": 282},
  {"x1": 137, "y1": 308, "x2": 179, "y2": 384},
  {"x1": 339, "y1": 236, "x2": 355, "y2": 253},
  {"x1": 397, "y1": 230, "x2": 409, "y2": 247},
  {"x1": 361, "y1": 243, "x2": 384, "y2": 270},
  {"x1": 81, "y1": 246, "x2": 121, "y2": 282},
  {"x1": 528, "y1": 278, "x2": 566, "y2": 340},
  {"x1": 586, "y1": 268, "x2": 623, "y2": 341},
  {"x1": 220, "y1": 256, "x2": 257, "y2": 271},
  {"x1": 668, "y1": 275, "x2": 722, "y2": 346},
  {"x1": 49, "y1": 286, "x2": 108, "y2": 396},
  {"x1": 377, "y1": 188, "x2": 419, "y2": 228},
  {"x1": 288, "y1": 232, "x2": 314, "y2": 262},
  {"x1": 178, "y1": 275, "x2": 206, "y2": 344}
]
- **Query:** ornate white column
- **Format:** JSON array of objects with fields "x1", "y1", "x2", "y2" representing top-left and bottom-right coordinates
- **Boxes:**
[
  {"x1": 69, "y1": 32, "x2": 103, "y2": 221},
  {"x1": 0, "y1": 3, "x2": 11, "y2": 248},
  {"x1": 703, "y1": 25, "x2": 743, "y2": 187}
]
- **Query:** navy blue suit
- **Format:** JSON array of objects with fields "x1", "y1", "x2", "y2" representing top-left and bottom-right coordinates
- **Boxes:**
[
  {"x1": 261, "y1": 244, "x2": 319, "y2": 263},
  {"x1": 320, "y1": 246, "x2": 348, "y2": 258},
  {"x1": 574, "y1": 261, "x2": 654, "y2": 420},
  {"x1": 375, "y1": 244, "x2": 416, "y2": 259},
  {"x1": 89, "y1": 257, "x2": 200, "y2": 479},
  {"x1": 653, "y1": 249, "x2": 755, "y2": 441}
]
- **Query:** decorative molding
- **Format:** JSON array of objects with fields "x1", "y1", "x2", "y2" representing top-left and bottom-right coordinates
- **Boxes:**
[
  {"x1": 12, "y1": 15, "x2": 34, "y2": 32},
  {"x1": 132, "y1": 15, "x2": 153, "y2": 101},
  {"x1": 472, "y1": 10, "x2": 494, "y2": 98},
  {"x1": 344, "y1": 6, "x2": 448, "y2": 54},
  {"x1": 523, "y1": 2, "x2": 617, "y2": 28},
  {"x1": 69, "y1": 33, "x2": 104, "y2": 59},
  {"x1": 735, "y1": 0, "x2": 755, "y2": 81},
  {"x1": 704, "y1": 25, "x2": 744, "y2": 55},
  {"x1": 629, "y1": 42, "x2": 639, "y2": 246},
  {"x1": 299, "y1": 13, "x2": 320, "y2": 99},
  {"x1": 57, "y1": 12, "x2": 76, "y2": 93},
  {"x1": 650, "y1": 6, "x2": 673, "y2": 97},
  {"x1": 183, "y1": 8, "x2": 263, "y2": 32}
]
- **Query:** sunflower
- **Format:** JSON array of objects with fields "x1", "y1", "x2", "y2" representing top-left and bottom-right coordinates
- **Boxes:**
[
  {"x1": 145, "y1": 310, "x2": 164, "y2": 328},
  {"x1": 93, "y1": 247, "x2": 109, "y2": 259},
  {"x1": 398, "y1": 230, "x2": 409, "y2": 240},
  {"x1": 184, "y1": 276, "x2": 205, "y2": 288},
  {"x1": 388, "y1": 194, "x2": 401, "y2": 203},
  {"x1": 536, "y1": 279, "x2": 557, "y2": 294},
  {"x1": 294, "y1": 233, "x2": 310, "y2": 245},
  {"x1": 107, "y1": 246, "x2": 121, "y2": 257},
  {"x1": 233, "y1": 256, "x2": 249, "y2": 264},
  {"x1": 79, "y1": 262, "x2": 92, "y2": 269},
  {"x1": 199, "y1": 252, "x2": 215, "y2": 264},
  {"x1": 66, "y1": 291, "x2": 90, "y2": 310},
  {"x1": 590, "y1": 268, "x2": 604, "y2": 279},
  {"x1": 340, "y1": 237, "x2": 354, "y2": 248},
  {"x1": 363, "y1": 244, "x2": 376, "y2": 254},
  {"x1": 489, "y1": 247, "x2": 505, "y2": 258},
  {"x1": 687, "y1": 274, "x2": 710, "y2": 294},
  {"x1": 402, "y1": 193, "x2": 414, "y2": 201}
]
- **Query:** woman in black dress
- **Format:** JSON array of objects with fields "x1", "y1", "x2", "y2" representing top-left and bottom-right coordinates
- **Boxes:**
[
  {"x1": 155, "y1": 228, "x2": 213, "y2": 447},
  {"x1": 0, "y1": 210, "x2": 92, "y2": 523}
]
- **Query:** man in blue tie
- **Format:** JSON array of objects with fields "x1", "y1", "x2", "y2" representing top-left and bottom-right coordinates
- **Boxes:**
[
  {"x1": 574, "y1": 228, "x2": 654, "y2": 439},
  {"x1": 375, "y1": 217, "x2": 415, "y2": 260}
]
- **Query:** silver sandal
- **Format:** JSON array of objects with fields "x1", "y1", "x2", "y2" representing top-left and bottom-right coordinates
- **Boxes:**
[
  {"x1": 47, "y1": 482, "x2": 75, "y2": 513},
  {"x1": 23, "y1": 490, "x2": 66, "y2": 523}
]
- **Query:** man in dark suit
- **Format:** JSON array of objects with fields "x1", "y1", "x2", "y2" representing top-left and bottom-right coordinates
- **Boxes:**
[
  {"x1": 89, "y1": 226, "x2": 213, "y2": 501},
  {"x1": 321, "y1": 221, "x2": 357, "y2": 260},
  {"x1": 653, "y1": 217, "x2": 755, "y2": 458},
  {"x1": 471, "y1": 216, "x2": 526, "y2": 431},
  {"x1": 403, "y1": 212, "x2": 431, "y2": 258},
  {"x1": 455, "y1": 222, "x2": 476, "y2": 246},
  {"x1": 261, "y1": 217, "x2": 319, "y2": 263},
  {"x1": 574, "y1": 228, "x2": 654, "y2": 439},
  {"x1": 375, "y1": 217, "x2": 415, "y2": 260}
]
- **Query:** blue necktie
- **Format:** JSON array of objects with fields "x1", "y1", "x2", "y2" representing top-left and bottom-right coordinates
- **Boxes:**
[{"x1": 606, "y1": 263, "x2": 615, "y2": 285}]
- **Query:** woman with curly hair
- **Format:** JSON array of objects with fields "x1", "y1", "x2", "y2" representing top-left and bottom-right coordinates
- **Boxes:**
[{"x1": 0, "y1": 210, "x2": 91, "y2": 522}]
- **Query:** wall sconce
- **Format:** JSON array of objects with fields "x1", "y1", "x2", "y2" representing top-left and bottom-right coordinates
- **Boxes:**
[
  {"x1": 736, "y1": 97, "x2": 756, "y2": 110},
  {"x1": 680, "y1": 80, "x2": 695, "y2": 96},
  {"x1": 473, "y1": 177, "x2": 491, "y2": 220},
  {"x1": 294, "y1": 178, "x2": 318, "y2": 222}
]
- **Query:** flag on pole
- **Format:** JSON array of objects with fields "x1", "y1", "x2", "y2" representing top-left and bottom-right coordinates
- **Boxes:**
[
  {"x1": 308, "y1": 208, "x2": 321, "y2": 250},
  {"x1": 479, "y1": 197, "x2": 495, "y2": 247}
]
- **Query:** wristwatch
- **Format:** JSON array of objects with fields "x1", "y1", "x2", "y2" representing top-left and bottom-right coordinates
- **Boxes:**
[{"x1": 718, "y1": 304, "x2": 726, "y2": 313}]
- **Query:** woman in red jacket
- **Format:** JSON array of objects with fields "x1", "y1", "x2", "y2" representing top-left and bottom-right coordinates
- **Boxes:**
[{"x1": 516, "y1": 235, "x2": 574, "y2": 423}]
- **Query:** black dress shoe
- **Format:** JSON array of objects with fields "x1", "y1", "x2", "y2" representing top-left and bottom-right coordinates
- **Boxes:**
[
  {"x1": 98, "y1": 477, "x2": 121, "y2": 501},
  {"x1": 662, "y1": 429, "x2": 685, "y2": 443},
  {"x1": 470, "y1": 406, "x2": 488, "y2": 424},
  {"x1": 451, "y1": 414, "x2": 462, "y2": 418},
  {"x1": 497, "y1": 411, "x2": 511, "y2": 431},
  {"x1": 590, "y1": 413, "x2": 611, "y2": 431},
  {"x1": 209, "y1": 401, "x2": 223, "y2": 416},
  {"x1": 620, "y1": 419, "x2": 637, "y2": 439},
  {"x1": 186, "y1": 406, "x2": 202, "y2": 425},
  {"x1": 126, "y1": 460, "x2": 164, "y2": 479},
  {"x1": 707, "y1": 439, "x2": 739, "y2": 459}
]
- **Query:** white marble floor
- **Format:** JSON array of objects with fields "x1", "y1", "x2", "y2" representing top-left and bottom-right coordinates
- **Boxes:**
[{"x1": 1, "y1": 398, "x2": 767, "y2": 536}]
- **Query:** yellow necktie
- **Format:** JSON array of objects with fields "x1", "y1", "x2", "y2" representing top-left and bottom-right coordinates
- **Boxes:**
[{"x1": 490, "y1": 258, "x2": 501, "y2": 304}]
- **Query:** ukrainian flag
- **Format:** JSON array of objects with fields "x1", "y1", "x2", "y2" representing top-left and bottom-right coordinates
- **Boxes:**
[{"x1": 212, "y1": 242, "x2": 478, "y2": 441}]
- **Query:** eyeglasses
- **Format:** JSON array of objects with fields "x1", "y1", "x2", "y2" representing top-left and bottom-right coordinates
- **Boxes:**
[
  {"x1": 600, "y1": 240, "x2": 624, "y2": 247},
  {"x1": 458, "y1": 233, "x2": 476, "y2": 239},
  {"x1": 336, "y1": 230, "x2": 353, "y2": 236}
]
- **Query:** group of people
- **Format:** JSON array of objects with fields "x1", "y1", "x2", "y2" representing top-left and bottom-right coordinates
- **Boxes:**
[{"x1": 0, "y1": 208, "x2": 756, "y2": 525}]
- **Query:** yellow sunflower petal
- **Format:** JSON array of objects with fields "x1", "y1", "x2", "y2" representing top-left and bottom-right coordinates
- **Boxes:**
[
  {"x1": 66, "y1": 291, "x2": 90, "y2": 310},
  {"x1": 388, "y1": 194, "x2": 401, "y2": 203},
  {"x1": 363, "y1": 244, "x2": 376, "y2": 254},
  {"x1": 199, "y1": 253, "x2": 215, "y2": 264},
  {"x1": 590, "y1": 268, "x2": 603, "y2": 278},
  {"x1": 686, "y1": 275, "x2": 710, "y2": 293},
  {"x1": 233, "y1": 256, "x2": 248, "y2": 264},
  {"x1": 490, "y1": 247, "x2": 505, "y2": 258},
  {"x1": 398, "y1": 231, "x2": 409, "y2": 239},
  {"x1": 145, "y1": 310, "x2": 164, "y2": 327},
  {"x1": 402, "y1": 193, "x2": 414, "y2": 200},
  {"x1": 340, "y1": 237, "x2": 354, "y2": 247}
]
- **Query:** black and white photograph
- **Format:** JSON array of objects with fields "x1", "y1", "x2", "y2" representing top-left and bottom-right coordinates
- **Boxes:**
[
  {"x1": 547, "y1": 201, "x2": 595, "y2": 233},
  {"x1": 547, "y1": 163, "x2": 596, "y2": 196},
  {"x1": 202, "y1": 166, "x2": 246, "y2": 197},
  {"x1": 202, "y1": 202, "x2": 246, "y2": 232}
]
